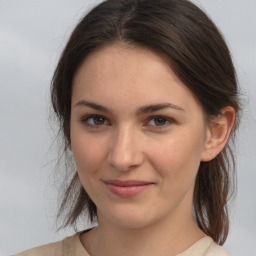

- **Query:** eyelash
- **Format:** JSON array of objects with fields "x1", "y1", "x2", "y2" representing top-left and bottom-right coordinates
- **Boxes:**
[
  {"x1": 81, "y1": 114, "x2": 175, "y2": 129},
  {"x1": 82, "y1": 114, "x2": 110, "y2": 129},
  {"x1": 146, "y1": 115, "x2": 175, "y2": 129}
]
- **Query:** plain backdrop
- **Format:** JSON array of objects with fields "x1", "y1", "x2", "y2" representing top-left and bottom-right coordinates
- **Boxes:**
[{"x1": 0, "y1": 0, "x2": 255, "y2": 255}]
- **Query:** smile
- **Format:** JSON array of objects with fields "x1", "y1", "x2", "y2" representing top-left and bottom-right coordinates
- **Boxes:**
[{"x1": 104, "y1": 180, "x2": 154, "y2": 198}]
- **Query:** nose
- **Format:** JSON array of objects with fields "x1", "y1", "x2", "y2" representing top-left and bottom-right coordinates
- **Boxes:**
[{"x1": 107, "y1": 125, "x2": 144, "y2": 171}]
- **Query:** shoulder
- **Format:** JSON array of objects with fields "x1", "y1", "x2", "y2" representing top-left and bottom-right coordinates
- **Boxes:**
[
  {"x1": 177, "y1": 236, "x2": 232, "y2": 256},
  {"x1": 12, "y1": 240, "x2": 63, "y2": 256},
  {"x1": 12, "y1": 232, "x2": 83, "y2": 256},
  {"x1": 206, "y1": 242, "x2": 232, "y2": 256}
]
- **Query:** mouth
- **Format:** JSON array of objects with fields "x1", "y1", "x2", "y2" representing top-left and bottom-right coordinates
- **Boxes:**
[{"x1": 103, "y1": 180, "x2": 154, "y2": 198}]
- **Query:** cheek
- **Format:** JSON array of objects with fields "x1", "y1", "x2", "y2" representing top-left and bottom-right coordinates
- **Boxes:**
[
  {"x1": 148, "y1": 129, "x2": 204, "y2": 183},
  {"x1": 71, "y1": 130, "x2": 107, "y2": 177},
  {"x1": 71, "y1": 132, "x2": 109, "y2": 203},
  {"x1": 147, "y1": 132, "x2": 204, "y2": 210}
]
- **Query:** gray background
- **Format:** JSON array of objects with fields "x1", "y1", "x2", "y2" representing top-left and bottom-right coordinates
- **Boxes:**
[{"x1": 0, "y1": 0, "x2": 255, "y2": 255}]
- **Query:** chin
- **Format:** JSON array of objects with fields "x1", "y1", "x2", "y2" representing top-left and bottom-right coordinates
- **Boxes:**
[{"x1": 98, "y1": 205, "x2": 160, "y2": 230}]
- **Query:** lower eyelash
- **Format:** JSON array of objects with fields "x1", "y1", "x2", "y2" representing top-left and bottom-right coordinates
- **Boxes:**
[
  {"x1": 81, "y1": 115, "x2": 108, "y2": 128},
  {"x1": 80, "y1": 115, "x2": 175, "y2": 130},
  {"x1": 147, "y1": 116, "x2": 175, "y2": 128}
]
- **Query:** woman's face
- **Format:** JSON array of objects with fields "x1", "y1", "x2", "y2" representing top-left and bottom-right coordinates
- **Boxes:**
[{"x1": 70, "y1": 44, "x2": 210, "y2": 229}]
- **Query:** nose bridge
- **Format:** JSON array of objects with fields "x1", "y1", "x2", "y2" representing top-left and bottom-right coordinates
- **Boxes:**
[{"x1": 107, "y1": 123, "x2": 143, "y2": 171}]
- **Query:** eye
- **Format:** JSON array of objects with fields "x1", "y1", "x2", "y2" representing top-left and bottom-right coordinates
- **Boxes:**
[
  {"x1": 82, "y1": 114, "x2": 109, "y2": 128},
  {"x1": 146, "y1": 116, "x2": 174, "y2": 128}
]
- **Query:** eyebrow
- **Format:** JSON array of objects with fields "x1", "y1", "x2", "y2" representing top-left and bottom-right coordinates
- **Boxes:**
[{"x1": 74, "y1": 100, "x2": 185, "y2": 114}]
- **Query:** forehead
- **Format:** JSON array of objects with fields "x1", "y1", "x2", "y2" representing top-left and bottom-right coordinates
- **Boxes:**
[
  {"x1": 74, "y1": 43, "x2": 177, "y2": 84},
  {"x1": 72, "y1": 43, "x2": 203, "y2": 117}
]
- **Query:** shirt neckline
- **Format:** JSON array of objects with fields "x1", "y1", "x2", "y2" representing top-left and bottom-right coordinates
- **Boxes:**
[{"x1": 73, "y1": 229, "x2": 214, "y2": 256}]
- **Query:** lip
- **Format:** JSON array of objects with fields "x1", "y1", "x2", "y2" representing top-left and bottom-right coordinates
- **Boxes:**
[{"x1": 104, "y1": 180, "x2": 154, "y2": 198}]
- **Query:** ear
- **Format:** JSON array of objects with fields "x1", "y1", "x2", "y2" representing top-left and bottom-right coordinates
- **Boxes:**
[{"x1": 201, "y1": 106, "x2": 236, "y2": 162}]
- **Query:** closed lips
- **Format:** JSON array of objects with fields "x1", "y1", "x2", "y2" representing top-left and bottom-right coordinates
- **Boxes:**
[
  {"x1": 104, "y1": 180, "x2": 155, "y2": 197},
  {"x1": 104, "y1": 180, "x2": 154, "y2": 186}
]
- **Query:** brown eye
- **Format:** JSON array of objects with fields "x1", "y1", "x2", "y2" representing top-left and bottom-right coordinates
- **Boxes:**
[
  {"x1": 146, "y1": 115, "x2": 174, "y2": 129},
  {"x1": 153, "y1": 117, "x2": 167, "y2": 126},
  {"x1": 82, "y1": 115, "x2": 108, "y2": 128},
  {"x1": 91, "y1": 116, "x2": 106, "y2": 125}
]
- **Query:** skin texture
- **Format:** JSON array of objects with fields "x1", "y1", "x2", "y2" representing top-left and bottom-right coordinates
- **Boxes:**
[{"x1": 70, "y1": 44, "x2": 235, "y2": 256}]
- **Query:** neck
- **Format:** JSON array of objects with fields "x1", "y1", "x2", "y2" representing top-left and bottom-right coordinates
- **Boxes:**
[{"x1": 81, "y1": 209, "x2": 205, "y2": 256}]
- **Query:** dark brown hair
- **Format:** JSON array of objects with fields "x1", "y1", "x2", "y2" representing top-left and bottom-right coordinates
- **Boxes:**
[{"x1": 51, "y1": 0, "x2": 241, "y2": 245}]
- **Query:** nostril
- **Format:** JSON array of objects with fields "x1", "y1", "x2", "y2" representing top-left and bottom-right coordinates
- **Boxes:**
[
  {"x1": 107, "y1": 128, "x2": 145, "y2": 171},
  {"x1": 107, "y1": 149, "x2": 144, "y2": 172}
]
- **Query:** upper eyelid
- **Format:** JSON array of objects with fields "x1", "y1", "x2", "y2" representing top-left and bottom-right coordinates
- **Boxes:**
[
  {"x1": 146, "y1": 115, "x2": 173, "y2": 120},
  {"x1": 146, "y1": 115, "x2": 175, "y2": 122},
  {"x1": 80, "y1": 113, "x2": 176, "y2": 125},
  {"x1": 82, "y1": 114, "x2": 108, "y2": 120},
  {"x1": 81, "y1": 114, "x2": 107, "y2": 122},
  {"x1": 81, "y1": 115, "x2": 110, "y2": 129},
  {"x1": 81, "y1": 113, "x2": 174, "y2": 120},
  {"x1": 145, "y1": 115, "x2": 175, "y2": 127}
]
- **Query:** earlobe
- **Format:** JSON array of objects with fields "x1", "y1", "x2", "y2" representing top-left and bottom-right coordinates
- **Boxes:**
[{"x1": 201, "y1": 106, "x2": 236, "y2": 162}]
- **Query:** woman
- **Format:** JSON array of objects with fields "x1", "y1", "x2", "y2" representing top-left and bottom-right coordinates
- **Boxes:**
[{"x1": 14, "y1": 0, "x2": 241, "y2": 255}]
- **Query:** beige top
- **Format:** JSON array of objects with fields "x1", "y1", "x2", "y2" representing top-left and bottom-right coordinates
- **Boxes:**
[{"x1": 13, "y1": 231, "x2": 231, "y2": 256}]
